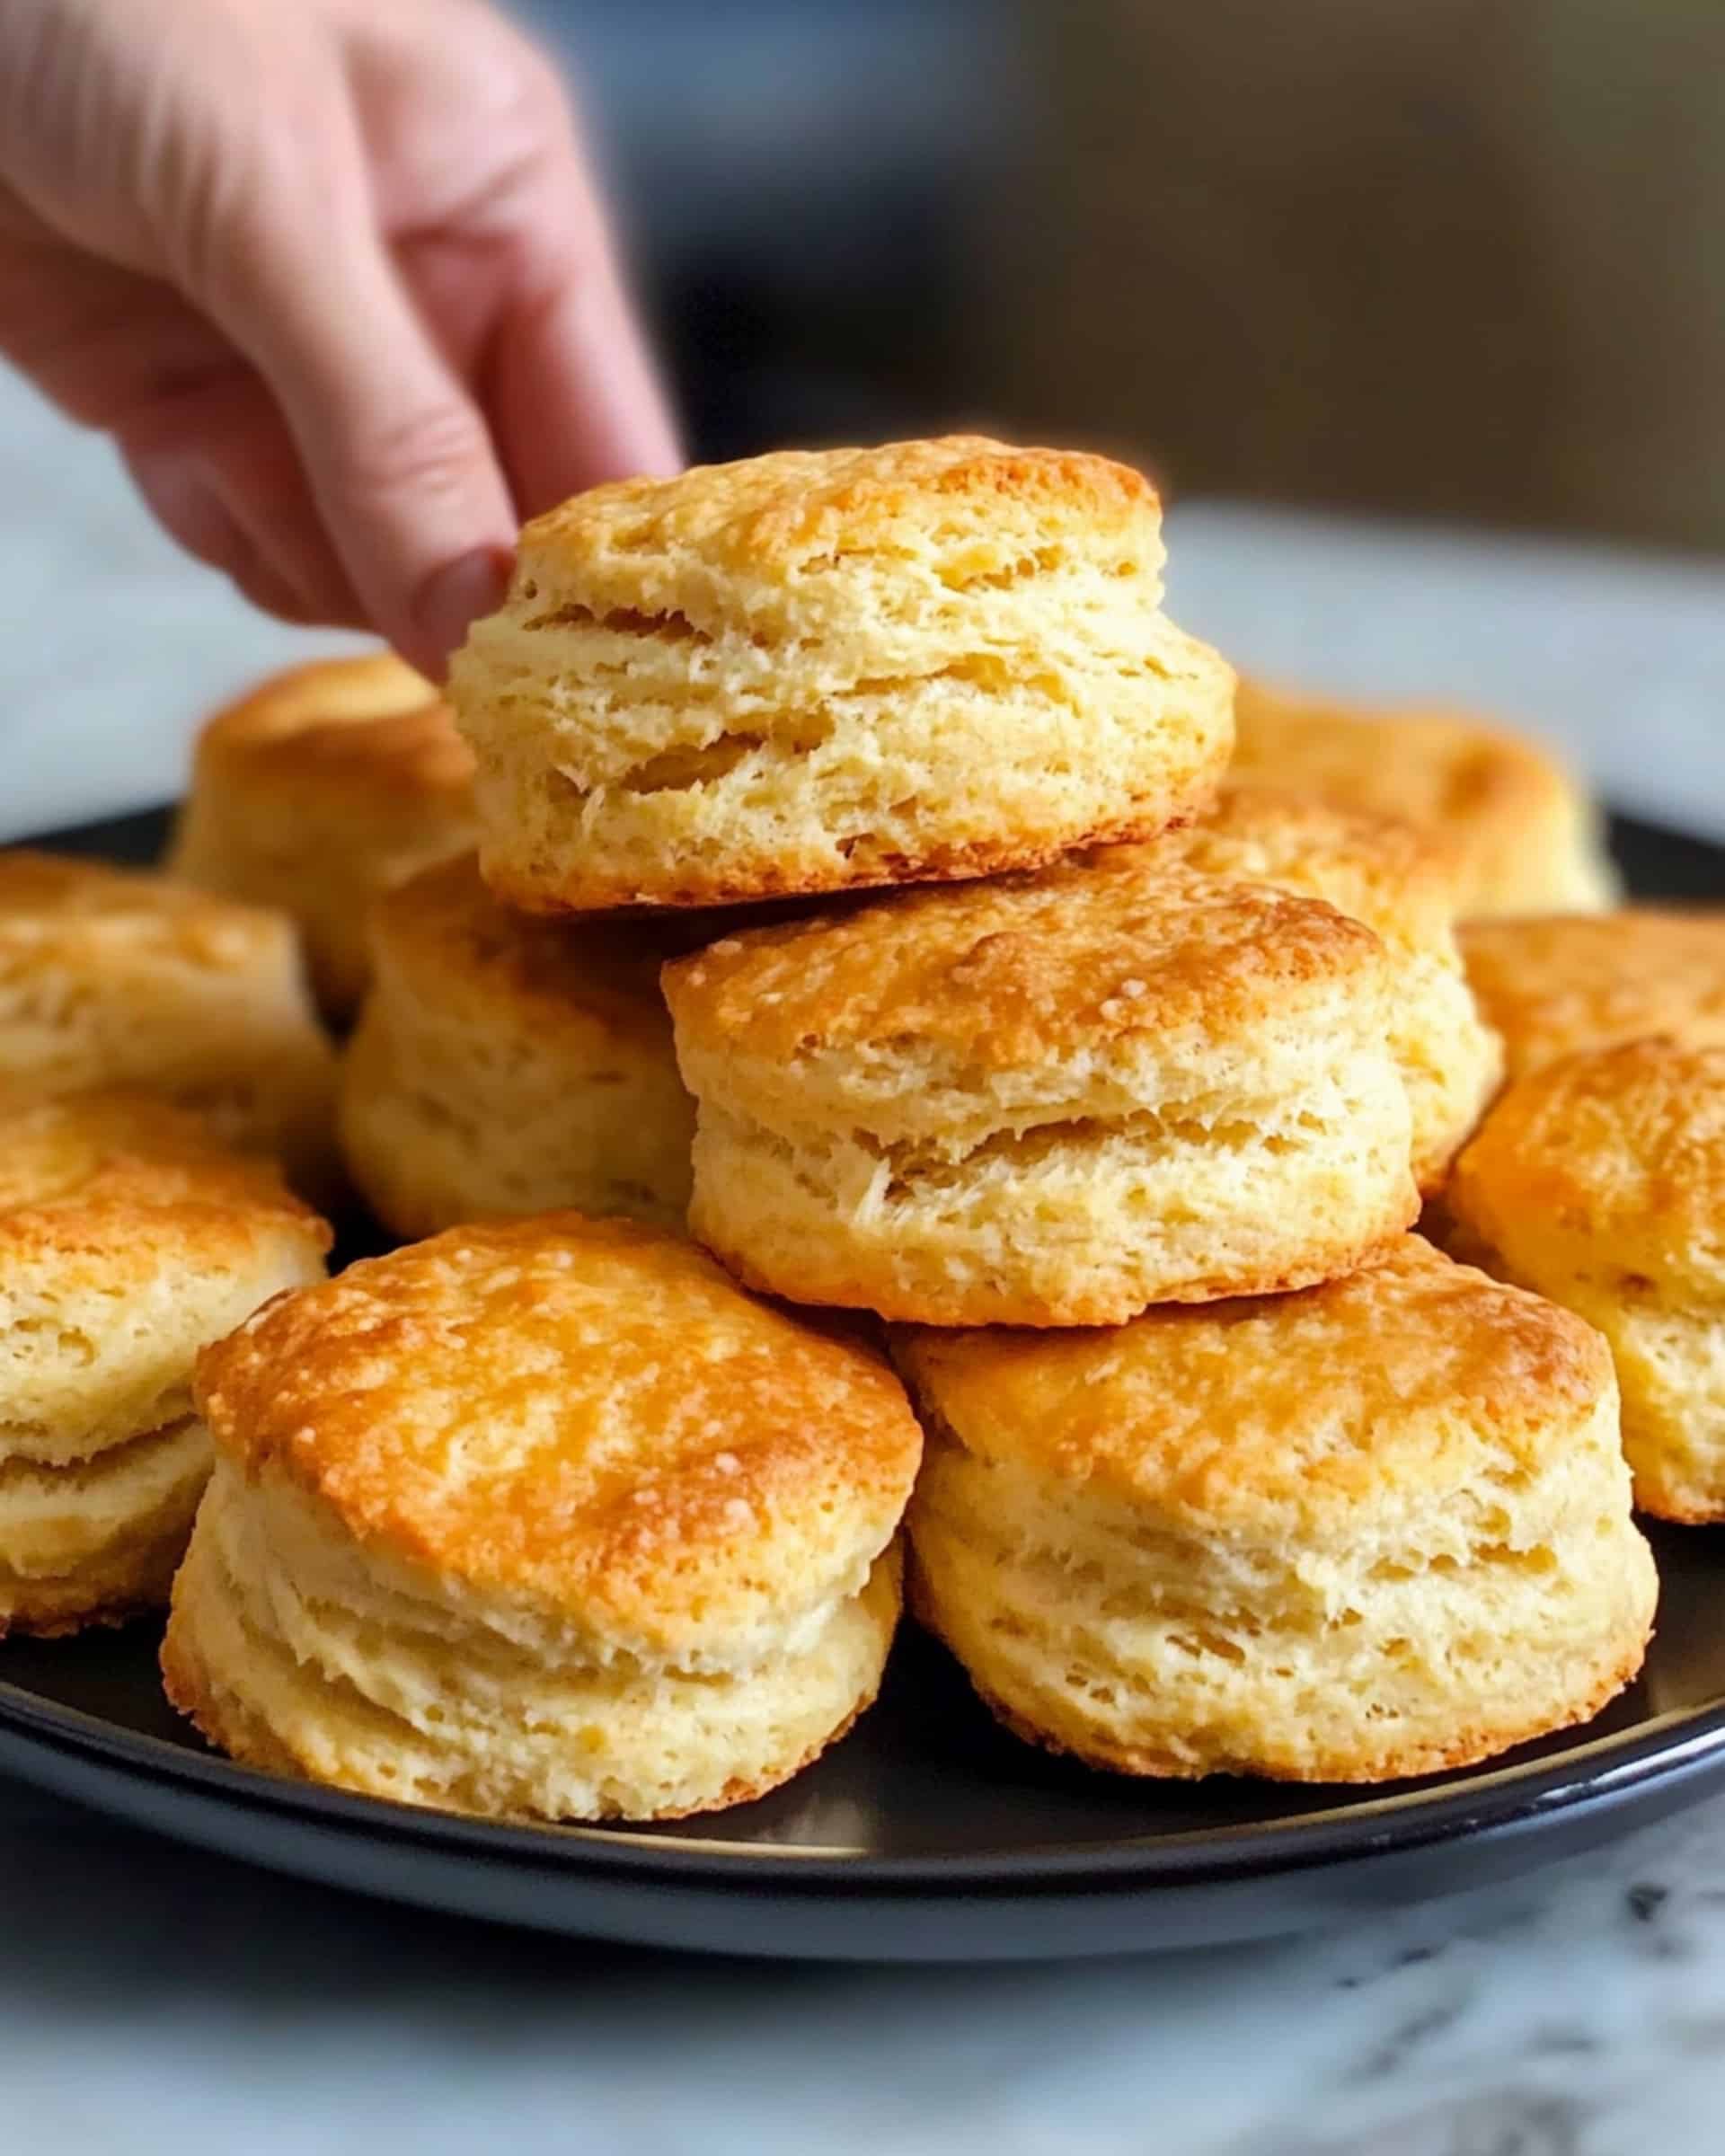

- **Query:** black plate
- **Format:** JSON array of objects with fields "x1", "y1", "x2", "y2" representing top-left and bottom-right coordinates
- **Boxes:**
[{"x1": 1, "y1": 805, "x2": 1721, "y2": 1962}]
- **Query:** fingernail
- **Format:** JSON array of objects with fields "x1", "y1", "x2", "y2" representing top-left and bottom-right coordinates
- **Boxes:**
[{"x1": 412, "y1": 544, "x2": 514, "y2": 673}]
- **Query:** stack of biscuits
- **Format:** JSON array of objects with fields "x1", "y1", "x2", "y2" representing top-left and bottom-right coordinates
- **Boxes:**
[{"x1": 4, "y1": 433, "x2": 1697, "y2": 1826}]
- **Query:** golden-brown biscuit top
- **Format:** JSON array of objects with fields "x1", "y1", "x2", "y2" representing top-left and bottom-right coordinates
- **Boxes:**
[
  {"x1": 195, "y1": 1215, "x2": 922, "y2": 1644},
  {"x1": 372, "y1": 854, "x2": 710, "y2": 1043},
  {"x1": 895, "y1": 1238, "x2": 1609, "y2": 1535},
  {"x1": 663, "y1": 855, "x2": 1383, "y2": 1068},
  {"x1": 1452, "y1": 1036, "x2": 1725, "y2": 1272},
  {"x1": 0, "y1": 849, "x2": 294, "y2": 963},
  {"x1": 1168, "y1": 782, "x2": 1466, "y2": 947},
  {"x1": 1232, "y1": 679, "x2": 1576, "y2": 834},
  {"x1": 1461, "y1": 910, "x2": 1725, "y2": 1076},
  {"x1": 511, "y1": 436, "x2": 1163, "y2": 617},
  {"x1": 0, "y1": 1091, "x2": 330, "y2": 1275},
  {"x1": 194, "y1": 655, "x2": 474, "y2": 800}
]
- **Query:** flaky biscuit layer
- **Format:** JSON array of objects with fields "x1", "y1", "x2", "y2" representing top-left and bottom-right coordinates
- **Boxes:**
[
  {"x1": 898, "y1": 1240, "x2": 1655, "y2": 1780},
  {"x1": 451, "y1": 437, "x2": 1233, "y2": 909},
  {"x1": 338, "y1": 855, "x2": 694, "y2": 1238},
  {"x1": 666, "y1": 857, "x2": 1419, "y2": 1322}
]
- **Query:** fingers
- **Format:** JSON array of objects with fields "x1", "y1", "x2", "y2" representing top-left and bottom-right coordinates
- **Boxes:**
[
  {"x1": 486, "y1": 237, "x2": 682, "y2": 519},
  {"x1": 118, "y1": 364, "x2": 369, "y2": 627},
  {"x1": 198, "y1": 146, "x2": 518, "y2": 675},
  {"x1": 125, "y1": 437, "x2": 338, "y2": 626}
]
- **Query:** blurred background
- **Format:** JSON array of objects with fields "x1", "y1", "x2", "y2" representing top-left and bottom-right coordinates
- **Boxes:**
[
  {"x1": 518, "y1": 0, "x2": 1725, "y2": 552},
  {"x1": 9, "y1": 0, "x2": 1725, "y2": 841}
]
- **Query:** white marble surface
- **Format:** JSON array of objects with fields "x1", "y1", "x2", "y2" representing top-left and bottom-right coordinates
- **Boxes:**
[
  {"x1": 5, "y1": 1767, "x2": 1725, "y2": 2153},
  {"x1": 8, "y1": 368, "x2": 1725, "y2": 2150}
]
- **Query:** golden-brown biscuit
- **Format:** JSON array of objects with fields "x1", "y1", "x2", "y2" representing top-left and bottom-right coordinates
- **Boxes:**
[
  {"x1": 1461, "y1": 908, "x2": 1725, "y2": 1082},
  {"x1": 338, "y1": 854, "x2": 696, "y2": 1239},
  {"x1": 0, "y1": 850, "x2": 339, "y2": 1197},
  {"x1": 0, "y1": 1092, "x2": 329, "y2": 1636},
  {"x1": 450, "y1": 437, "x2": 1234, "y2": 912},
  {"x1": 162, "y1": 1215, "x2": 922, "y2": 1821},
  {"x1": 1232, "y1": 679, "x2": 1618, "y2": 918},
  {"x1": 898, "y1": 1237, "x2": 1655, "y2": 1781},
  {"x1": 1447, "y1": 1036, "x2": 1725, "y2": 1521},
  {"x1": 166, "y1": 654, "x2": 477, "y2": 1021},
  {"x1": 663, "y1": 853, "x2": 1420, "y2": 1326},
  {"x1": 1170, "y1": 783, "x2": 1500, "y2": 1188}
]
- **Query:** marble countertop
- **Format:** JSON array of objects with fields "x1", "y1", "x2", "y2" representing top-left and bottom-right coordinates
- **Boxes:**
[
  {"x1": 7, "y1": 367, "x2": 1725, "y2": 2149},
  {"x1": 6, "y1": 1768, "x2": 1725, "y2": 2153}
]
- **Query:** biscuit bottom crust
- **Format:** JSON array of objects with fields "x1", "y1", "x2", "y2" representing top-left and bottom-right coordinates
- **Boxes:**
[
  {"x1": 163, "y1": 1469, "x2": 903, "y2": 1822},
  {"x1": 947, "y1": 1627, "x2": 1649, "y2": 1783},
  {"x1": 483, "y1": 810, "x2": 1202, "y2": 916},
  {"x1": 0, "y1": 1416, "x2": 211, "y2": 1639}
]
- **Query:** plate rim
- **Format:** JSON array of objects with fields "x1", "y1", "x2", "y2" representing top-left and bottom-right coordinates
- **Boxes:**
[
  {"x1": 5, "y1": 1665, "x2": 1725, "y2": 1893},
  {"x1": 13, "y1": 803, "x2": 1725, "y2": 1931}
]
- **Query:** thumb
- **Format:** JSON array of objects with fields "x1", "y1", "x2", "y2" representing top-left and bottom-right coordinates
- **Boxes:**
[{"x1": 199, "y1": 178, "x2": 517, "y2": 673}]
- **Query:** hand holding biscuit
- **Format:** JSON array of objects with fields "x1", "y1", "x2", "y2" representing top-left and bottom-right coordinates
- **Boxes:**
[{"x1": 0, "y1": 0, "x2": 679, "y2": 672}]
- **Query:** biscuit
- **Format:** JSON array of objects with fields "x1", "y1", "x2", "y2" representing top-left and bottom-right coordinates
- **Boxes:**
[
  {"x1": 161, "y1": 1215, "x2": 922, "y2": 1821},
  {"x1": 0, "y1": 850, "x2": 339, "y2": 1197},
  {"x1": 663, "y1": 853, "x2": 1420, "y2": 1326},
  {"x1": 166, "y1": 654, "x2": 476, "y2": 1021},
  {"x1": 1461, "y1": 909, "x2": 1725, "y2": 1081},
  {"x1": 0, "y1": 1092, "x2": 329, "y2": 1635},
  {"x1": 1232, "y1": 679, "x2": 1618, "y2": 918},
  {"x1": 449, "y1": 437, "x2": 1234, "y2": 912},
  {"x1": 1171, "y1": 784, "x2": 1501, "y2": 1188},
  {"x1": 897, "y1": 1236, "x2": 1655, "y2": 1781},
  {"x1": 339, "y1": 854, "x2": 696, "y2": 1239},
  {"x1": 1448, "y1": 1036, "x2": 1725, "y2": 1521}
]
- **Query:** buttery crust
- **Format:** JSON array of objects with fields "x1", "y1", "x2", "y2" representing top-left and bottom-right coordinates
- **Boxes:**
[
  {"x1": 514, "y1": 435, "x2": 1164, "y2": 594},
  {"x1": 896, "y1": 1240, "x2": 1612, "y2": 1531},
  {"x1": 664, "y1": 853, "x2": 1388, "y2": 1069},
  {"x1": 1232, "y1": 678, "x2": 1617, "y2": 918},
  {"x1": 167, "y1": 1215, "x2": 920, "y2": 1820},
  {"x1": 193, "y1": 1214, "x2": 921, "y2": 1651},
  {"x1": 898, "y1": 1237, "x2": 1656, "y2": 1782},
  {"x1": 451, "y1": 436, "x2": 1234, "y2": 911},
  {"x1": 167, "y1": 654, "x2": 476, "y2": 1020},
  {"x1": 1461, "y1": 909, "x2": 1725, "y2": 1080}
]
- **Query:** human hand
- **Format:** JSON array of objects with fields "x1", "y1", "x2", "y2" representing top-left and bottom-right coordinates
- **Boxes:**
[{"x1": 0, "y1": 0, "x2": 679, "y2": 673}]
